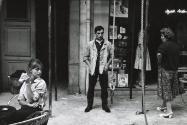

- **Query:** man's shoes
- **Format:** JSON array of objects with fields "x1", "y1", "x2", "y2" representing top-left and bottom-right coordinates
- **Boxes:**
[
  {"x1": 102, "y1": 105, "x2": 111, "y2": 113},
  {"x1": 84, "y1": 106, "x2": 92, "y2": 112}
]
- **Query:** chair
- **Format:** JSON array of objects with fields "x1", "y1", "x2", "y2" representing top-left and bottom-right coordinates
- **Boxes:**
[
  {"x1": 9, "y1": 110, "x2": 50, "y2": 125},
  {"x1": 8, "y1": 70, "x2": 26, "y2": 94},
  {"x1": 7, "y1": 95, "x2": 19, "y2": 106},
  {"x1": 7, "y1": 94, "x2": 20, "y2": 109},
  {"x1": 7, "y1": 95, "x2": 50, "y2": 125}
]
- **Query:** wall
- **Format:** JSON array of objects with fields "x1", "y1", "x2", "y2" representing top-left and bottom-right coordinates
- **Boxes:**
[
  {"x1": 93, "y1": 0, "x2": 109, "y2": 39},
  {"x1": 68, "y1": 0, "x2": 109, "y2": 94},
  {"x1": 68, "y1": 0, "x2": 80, "y2": 94}
]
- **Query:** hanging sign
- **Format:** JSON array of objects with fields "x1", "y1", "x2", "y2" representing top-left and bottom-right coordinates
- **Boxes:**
[{"x1": 165, "y1": 9, "x2": 187, "y2": 15}]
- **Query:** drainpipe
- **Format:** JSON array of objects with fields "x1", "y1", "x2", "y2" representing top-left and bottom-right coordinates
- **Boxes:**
[
  {"x1": 54, "y1": 0, "x2": 58, "y2": 101},
  {"x1": 48, "y1": 0, "x2": 52, "y2": 115}
]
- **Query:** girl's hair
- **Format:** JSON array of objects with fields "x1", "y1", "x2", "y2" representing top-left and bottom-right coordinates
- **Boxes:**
[
  {"x1": 160, "y1": 27, "x2": 175, "y2": 40},
  {"x1": 27, "y1": 58, "x2": 43, "y2": 72}
]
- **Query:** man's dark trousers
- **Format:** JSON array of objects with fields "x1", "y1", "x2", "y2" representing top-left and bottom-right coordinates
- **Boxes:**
[{"x1": 87, "y1": 69, "x2": 108, "y2": 107}]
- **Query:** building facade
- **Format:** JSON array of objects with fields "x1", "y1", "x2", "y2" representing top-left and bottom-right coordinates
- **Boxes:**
[{"x1": 1, "y1": 0, "x2": 187, "y2": 94}]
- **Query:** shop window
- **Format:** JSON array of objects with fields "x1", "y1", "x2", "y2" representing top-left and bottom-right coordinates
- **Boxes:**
[
  {"x1": 6, "y1": 0, "x2": 29, "y2": 20},
  {"x1": 108, "y1": 0, "x2": 129, "y2": 88}
]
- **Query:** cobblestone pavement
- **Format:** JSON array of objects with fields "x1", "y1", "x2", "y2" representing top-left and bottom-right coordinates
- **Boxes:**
[{"x1": 0, "y1": 88, "x2": 187, "y2": 125}]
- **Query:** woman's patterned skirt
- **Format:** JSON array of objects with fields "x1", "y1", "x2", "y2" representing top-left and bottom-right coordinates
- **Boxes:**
[{"x1": 157, "y1": 67, "x2": 180, "y2": 101}]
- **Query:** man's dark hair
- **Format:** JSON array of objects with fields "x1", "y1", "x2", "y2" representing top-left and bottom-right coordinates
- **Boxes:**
[{"x1": 94, "y1": 26, "x2": 104, "y2": 33}]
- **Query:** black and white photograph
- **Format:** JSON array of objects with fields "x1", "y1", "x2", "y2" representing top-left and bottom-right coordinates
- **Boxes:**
[{"x1": 0, "y1": 0, "x2": 187, "y2": 125}]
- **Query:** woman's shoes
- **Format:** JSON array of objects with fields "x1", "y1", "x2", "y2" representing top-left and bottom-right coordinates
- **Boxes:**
[
  {"x1": 156, "y1": 106, "x2": 167, "y2": 112},
  {"x1": 159, "y1": 112, "x2": 173, "y2": 118}
]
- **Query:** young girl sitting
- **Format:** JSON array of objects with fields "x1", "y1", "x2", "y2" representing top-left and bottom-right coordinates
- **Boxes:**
[{"x1": 9, "y1": 58, "x2": 47, "y2": 123}]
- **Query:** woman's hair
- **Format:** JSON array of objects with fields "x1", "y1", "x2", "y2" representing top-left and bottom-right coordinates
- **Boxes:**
[
  {"x1": 160, "y1": 27, "x2": 175, "y2": 40},
  {"x1": 27, "y1": 58, "x2": 43, "y2": 72}
]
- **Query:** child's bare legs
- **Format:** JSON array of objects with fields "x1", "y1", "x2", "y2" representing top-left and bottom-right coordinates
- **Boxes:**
[{"x1": 166, "y1": 101, "x2": 173, "y2": 114}]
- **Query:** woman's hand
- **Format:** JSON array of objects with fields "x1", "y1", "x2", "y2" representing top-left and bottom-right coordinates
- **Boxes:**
[
  {"x1": 21, "y1": 74, "x2": 30, "y2": 83},
  {"x1": 25, "y1": 74, "x2": 35, "y2": 84},
  {"x1": 22, "y1": 74, "x2": 30, "y2": 80}
]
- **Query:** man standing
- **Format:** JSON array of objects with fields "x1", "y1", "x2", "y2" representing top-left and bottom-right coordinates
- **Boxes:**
[{"x1": 83, "y1": 26, "x2": 113, "y2": 113}]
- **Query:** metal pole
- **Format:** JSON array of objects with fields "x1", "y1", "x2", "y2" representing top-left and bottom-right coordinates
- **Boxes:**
[
  {"x1": 135, "y1": 0, "x2": 149, "y2": 125},
  {"x1": 48, "y1": 0, "x2": 52, "y2": 115},
  {"x1": 129, "y1": 0, "x2": 136, "y2": 99},
  {"x1": 54, "y1": 0, "x2": 58, "y2": 101},
  {"x1": 110, "y1": 0, "x2": 116, "y2": 104},
  {"x1": 143, "y1": 0, "x2": 149, "y2": 124},
  {"x1": 141, "y1": 0, "x2": 145, "y2": 114},
  {"x1": 136, "y1": 0, "x2": 149, "y2": 124},
  {"x1": 111, "y1": 0, "x2": 116, "y2": 76}
]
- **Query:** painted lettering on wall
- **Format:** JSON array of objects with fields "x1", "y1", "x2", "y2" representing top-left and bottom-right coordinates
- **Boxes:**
[{"x1": 165, "y1": 9, "x2": 187, "y2": 15}]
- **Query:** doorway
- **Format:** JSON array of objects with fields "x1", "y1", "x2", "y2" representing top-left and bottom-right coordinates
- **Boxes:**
[
  {"x1": 0, "y1": 0, "x2": 35, "y2": 91},
  {"x1": 148, "y1": 0, "x2": 187, "y2": 84},
  {"x1": 35, "y1": 0, "x2": 69, "y2": 88}
]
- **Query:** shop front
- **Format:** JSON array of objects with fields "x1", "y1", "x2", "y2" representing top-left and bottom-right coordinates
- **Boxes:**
[
  {"x1": 72, "y1": 0, "x2": 140, "y2": 95},
  {"x1": 75, "y1": 0, "x2": 187, "y2": 95},
  {"x1": 1, "y1": 0, "x2": 187, "y2": 95}
]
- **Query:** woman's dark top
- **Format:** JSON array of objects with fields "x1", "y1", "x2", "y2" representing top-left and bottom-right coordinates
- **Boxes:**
[{"x1": 157, "y1": 40, "x2": 180, "y2": 71}]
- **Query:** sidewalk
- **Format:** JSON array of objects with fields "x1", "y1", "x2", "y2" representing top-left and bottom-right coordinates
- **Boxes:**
[{"x1": 0, "y1": 86, "x2": 187, "y2": 125}]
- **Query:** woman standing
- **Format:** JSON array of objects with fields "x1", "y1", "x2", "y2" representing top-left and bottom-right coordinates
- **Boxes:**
[{"x1": 157, "y1": 27, "x2": 180, "y2": 118}]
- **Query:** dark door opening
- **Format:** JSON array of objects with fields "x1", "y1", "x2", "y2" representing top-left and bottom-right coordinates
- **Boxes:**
[
  {"x1": 148, "y1": 0, "x2": 187, "y2": 83},
  {"x1": 55, "y1": 0, "x2": 69, "y2": 88},
  {"x1": 35, "y1": 0, "x2": 69, "y2": 88}
]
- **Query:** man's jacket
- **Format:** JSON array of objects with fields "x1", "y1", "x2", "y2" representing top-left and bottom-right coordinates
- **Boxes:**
[{"x1": 83, "y1": 39, "x2": 113, "y2": 75}]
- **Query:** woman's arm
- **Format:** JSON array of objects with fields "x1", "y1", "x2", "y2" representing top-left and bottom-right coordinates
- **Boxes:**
[
  {"x1": 157, "y1": 52, "x2": 162, "y2": 67},
  {"x1": 18, "y1": 82, "x2": 39, "y2": 108},
  {"x1": 18, "y1": 99, "x2": 39, "y2": 108},
  {"x1": 18, "y1": 73, "x2": 30, "y2": 85},
  {"x1": 32, "y1": 79, "x2": 47, "y2": 108}
]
